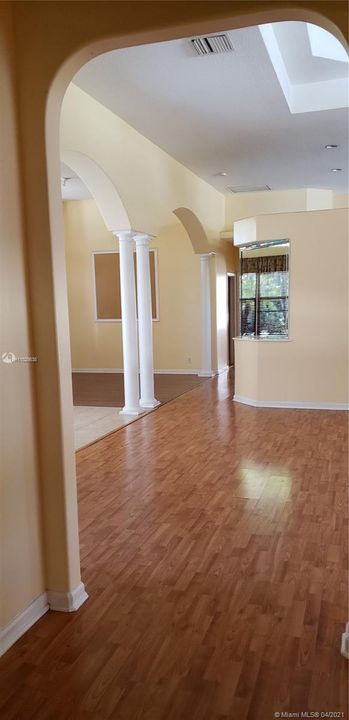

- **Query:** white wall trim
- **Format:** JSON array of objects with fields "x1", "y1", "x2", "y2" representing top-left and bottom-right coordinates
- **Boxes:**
[
  {"x1": 72, "y1": 368, "x2": 201, "y2": 375},
  {"x1": 47, "y1": 581, "x2": 88, "y2": 612},
  {"x1": 233, "y1": 395, "x2": 349, "y2": 410},
  {"x1": 73, "y1": 368, "x2": 124, "y2": 373},
  {"x1": 0, "y1": 593, "x2": 49, "y2": 657},
  {"x1": 155, "y1": 369, "x2": 200, "y2": 375}
]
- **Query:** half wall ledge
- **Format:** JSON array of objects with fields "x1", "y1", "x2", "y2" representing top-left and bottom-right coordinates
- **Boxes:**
[{"x1": 233, "y1": 395, "x2": 349, "y2": 411}]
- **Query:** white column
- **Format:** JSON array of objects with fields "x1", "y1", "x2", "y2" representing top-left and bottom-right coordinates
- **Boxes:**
[
  {"x1": 198, "y1": 253, "x2": 214, "y2": 377},
  {"x1": 135, "y1": 235, "x2": 159, "y2": 408},
  {"x1": 116, "y1": 232, "x2": 141, "y2": 415}
]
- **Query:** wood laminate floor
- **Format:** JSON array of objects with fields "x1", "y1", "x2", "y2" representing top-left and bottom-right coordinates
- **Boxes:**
[
  {"x1": 72, "y1": 372, "x2": 210, "y2": 407},
  {"x1": 1, "y1": 371, "x2": 348, "y2": 719}
]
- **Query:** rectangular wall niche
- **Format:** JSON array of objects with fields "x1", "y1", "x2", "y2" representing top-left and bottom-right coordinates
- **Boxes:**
[
  {"x1": 93, "y1": 250, "x2": 158, "y2": 321},
  {"x1": 239, "y1": 240, "x2": 289, "y2": 339}
]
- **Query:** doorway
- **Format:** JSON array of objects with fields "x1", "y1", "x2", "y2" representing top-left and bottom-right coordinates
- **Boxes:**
[{"x1": 228, "y1": 274, "x2": 237, "y2": 367}]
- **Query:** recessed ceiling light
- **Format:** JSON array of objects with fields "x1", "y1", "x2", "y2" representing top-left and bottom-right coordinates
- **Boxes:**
[
  {"x1": 331, "y1": 168, "x2": 343, "y2": 172},
  {"x1": 325, "y1": 144, "x2": 339, "y2": 149},
  {"x1": 215, "y1": 171, "x2": 227, "y2": 177}
]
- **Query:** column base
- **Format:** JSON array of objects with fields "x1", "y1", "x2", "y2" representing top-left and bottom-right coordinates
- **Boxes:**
[
  {"x1": 198, "y1": 371, "x2": 216, "y2": 377},
  {"x1": 119, "y1": 406, "x2": 143, "y2": 416},
  {"x1": 140, "y1": 398, "x2": 161, "y2": 409}
]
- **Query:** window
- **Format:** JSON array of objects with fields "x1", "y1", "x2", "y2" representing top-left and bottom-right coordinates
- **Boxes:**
[
  {"x1": 93, "y1": 249, "x2": 158, "y2": 321},
  {"x1": 240, "y1": 243, "x2": 289, "y2": 338}
]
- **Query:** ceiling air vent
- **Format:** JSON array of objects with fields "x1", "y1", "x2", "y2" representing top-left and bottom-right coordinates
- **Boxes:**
[
  {"x1": 191, "y1": 34, "x2": 234, "y2": 56},
  {"x1": 227, "y1": 185, "x2": 271, "y2": 194}
]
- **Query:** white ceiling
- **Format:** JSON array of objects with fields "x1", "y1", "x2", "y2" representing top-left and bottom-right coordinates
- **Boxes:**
[{"x1": 73, "y1": 22, "x2": 349, "y2": 194}]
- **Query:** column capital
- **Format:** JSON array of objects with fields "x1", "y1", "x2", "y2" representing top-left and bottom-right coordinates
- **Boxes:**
[
  {"x1": 134, "y1": 233, "x2": 153, "y2": 247},
  {"x1": 199, "y1": 252, "x2": 215, "y2": 261},
  {"x1": 113, "y1": 230, "x2": 134, "y2": 243}
]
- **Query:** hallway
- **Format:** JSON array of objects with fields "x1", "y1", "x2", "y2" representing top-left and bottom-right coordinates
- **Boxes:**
[{"x1": 1, "y1": 371, "x2": 347, "y2": 719}]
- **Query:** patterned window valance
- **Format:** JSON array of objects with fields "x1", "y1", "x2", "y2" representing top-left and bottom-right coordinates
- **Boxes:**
[{"x1": 241, "y1": 254, "x2": 288, "y2": 274}]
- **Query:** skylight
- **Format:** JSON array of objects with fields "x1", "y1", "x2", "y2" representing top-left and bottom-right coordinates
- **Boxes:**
[
  {"x1": 259, "y1": 21, "x2": 349, "y2": 114},
  {"x1": 307, "y1": 24, "x2": 349, "y2": 64}
]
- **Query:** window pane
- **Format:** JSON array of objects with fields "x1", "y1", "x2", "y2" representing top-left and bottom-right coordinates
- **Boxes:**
[
  {"x1": 259, "y1": 271, "x2": 288, "y2": 298},
  {"x1": 258, "y1": 298, "x2": 288, "y2": 336},
  {"x1": 241, "y1": 299, "x2": 256, "y2": 335},
  {"x1": 241, "y1": 273, "x2": 256, "y2": 299}
]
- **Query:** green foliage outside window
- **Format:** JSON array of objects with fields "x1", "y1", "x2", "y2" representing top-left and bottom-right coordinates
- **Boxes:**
[{"x1": 240, "y1": 270, "x2": 288, "y2": 337}]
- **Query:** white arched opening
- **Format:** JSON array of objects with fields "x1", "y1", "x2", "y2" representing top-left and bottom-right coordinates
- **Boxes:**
[
  {"x1": 62, "y1": 150, "x2": 131, "y2": 232},
  {"x1": 173, "y1": 207, "x2": 210, "y2": 255},
  {"x1": 38, "y1": 4, "x2": 347, "y2": 612},
  {"x1": 62, "y1": 153, "x2": 156, "y2": 425},
  {"x1": 173, "y1": 208, "x2": 215, "y2": 377}
]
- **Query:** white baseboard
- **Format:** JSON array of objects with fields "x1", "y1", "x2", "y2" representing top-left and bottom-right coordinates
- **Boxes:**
[
  {"x1": 47, "y1": 581, "x2": 88, "y2": 612},
  {"x1": 72, "y1": 368, "x2": 200, "y2": 375},
  {"x1": 155, "y1": 369, "x2": 199, "y2": 375},
  {"x1": 0, "y1": 582, "x2": 88, "y2": 657},
  {"x1": 233, "y1": 395, "x2": 349, "y2": 410},
  {"x1": 72, "y1": 368, "x2": 123, "y2": 373},
  {"x1": 0, "y1": 593, "x2": 49, "y2": 657}
]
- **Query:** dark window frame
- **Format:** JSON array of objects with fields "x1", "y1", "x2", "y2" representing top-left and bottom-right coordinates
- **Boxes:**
[{"x1": 240, "y1": 268, "x2": 289, "y2": 338}]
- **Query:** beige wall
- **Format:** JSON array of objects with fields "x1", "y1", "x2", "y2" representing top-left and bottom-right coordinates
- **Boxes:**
[
  {"x1": 62, "y1": 84, "x2": 227, "y2": 245},
  {"x1": 61, "y1": 86, "x2": 238, "y2": 375},
  {"x1": 64, "y1": 199, "x2": 202, "y2": 372},
  {"x1": 0, "y1": 3, "x2": 45, "y2": 629},
  {"x1": 60, "y1": 82, "x2": 238, "y2": 270},
  {"x1": 226, "y1": 189, "x2": 310, "y2": 227},
  {"x1": 226, "y1": 190, "x2": 349, "y2": 228},
  {"x1": 235, "y1": 209, "x2": 349, "y2": 405},
  {"x1": 334, "y1": 193, "x2": 349, "y2": 209}
]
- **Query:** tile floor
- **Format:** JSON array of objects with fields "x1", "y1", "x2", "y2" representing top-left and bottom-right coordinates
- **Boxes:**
[{"x1": 74, "y1": 406, "x2": 147, "y2": 450}]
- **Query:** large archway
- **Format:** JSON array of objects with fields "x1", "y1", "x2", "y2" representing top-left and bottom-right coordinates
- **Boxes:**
[
  {"x1": 173, "y1": 207, "x2": 210, "y2": 255},
  {"x1": 9, "y1": 1, "x2": 347, "y2": 609}
]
